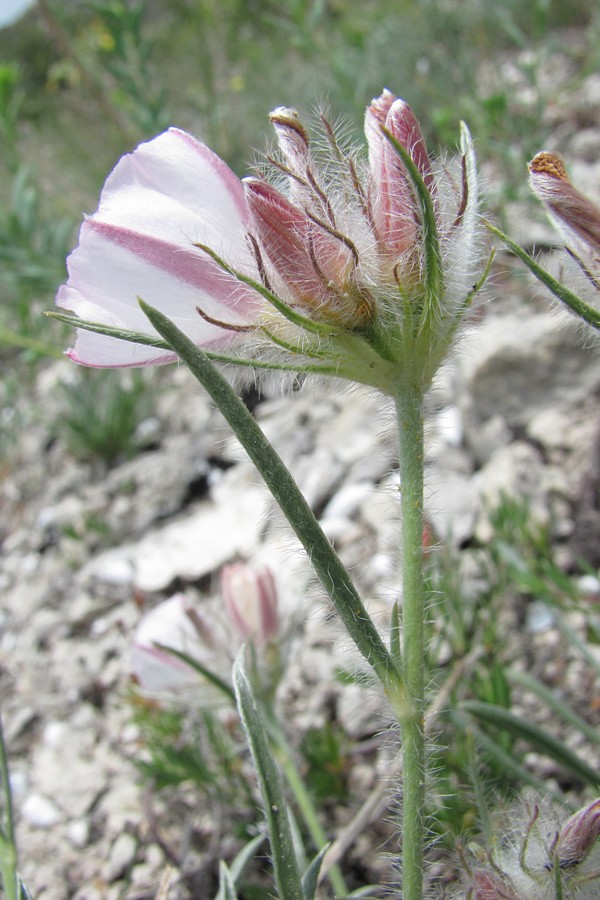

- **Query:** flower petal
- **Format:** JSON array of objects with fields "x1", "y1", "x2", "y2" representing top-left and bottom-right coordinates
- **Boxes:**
[
  {"x1": 59, "y1": 222, "x2": 258, "y2": 367},
  {"x1": 97, "y1": 127, "x2": 251, "y2": 252},
  {"x1": 57, "y1": 128, "x2": 261, "y2": 366}
]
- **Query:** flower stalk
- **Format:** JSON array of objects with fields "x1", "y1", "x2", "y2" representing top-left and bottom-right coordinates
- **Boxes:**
[{"x1": 395, "y1": 382, "x2": 426, "y2": 900}]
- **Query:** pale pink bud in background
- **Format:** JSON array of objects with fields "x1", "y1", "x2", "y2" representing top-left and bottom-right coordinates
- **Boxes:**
[
  {"x1": 468, "y1": 869, "x2": 517, "y2": 899},
  {"x1": 551, "y1": 797, "x2": 600, "y2": 869},
  {"x1": 221, "y1": 562, "x2": 278, "y2": 645}
]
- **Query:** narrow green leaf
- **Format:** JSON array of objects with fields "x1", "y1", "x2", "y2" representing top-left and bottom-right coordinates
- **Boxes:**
[
  {"x1": 233, "y1": 650, "x2": 304, "y2": 900},
  {"x1": 45, "y1": 311, "x2": 172, "y2": 350},
  {"x1": 228, "y1": 833, "x2": 267, "y2": 887},
  {"x1": 484, "y1": 221, "x2": 600, "y2": 331},
  {"x1": 301, "y1": 844, "x2": 329, "y2": 900},
  {"x1": 154, "y1": 644, "x2": 235, "y2": 703},
  {"x1": 461, "y1": 701, "x2": 600, "y2": 787},
  {"x1": 46, "y1": 310, "x2": 339, "y2": 375},
  {"x1": 216, "y1": 861, "x2": 238, "y2": 900}
]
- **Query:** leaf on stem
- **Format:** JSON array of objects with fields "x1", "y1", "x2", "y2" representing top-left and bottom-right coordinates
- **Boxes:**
[
  {"x1": 233, "y1": 649, "x2": 304, "y2": 900},
  {"x1": 485, "y1": 220, "x2": 600, "y2": 331}
]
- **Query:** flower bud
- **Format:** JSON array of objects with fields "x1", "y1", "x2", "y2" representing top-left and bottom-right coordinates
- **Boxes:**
[
  {"x1": 551, "y1": 798, "x2": 600, "y2": 869},
  {"x1": 221, "y1": 562, "x2": 278, "y2": 645},
  {"x1": 529, "y1": 151, "x2": 600, "y2": 267}
]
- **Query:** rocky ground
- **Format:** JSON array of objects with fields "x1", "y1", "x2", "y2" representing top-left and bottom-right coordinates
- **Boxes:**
[{"x1": 2, "y1": 33, "x2": 600, "y2": 900}]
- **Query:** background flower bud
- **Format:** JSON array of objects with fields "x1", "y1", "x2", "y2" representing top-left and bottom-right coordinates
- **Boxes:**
[{"x1": 221, "y1": 562, "x2": 278, "y2": 645}]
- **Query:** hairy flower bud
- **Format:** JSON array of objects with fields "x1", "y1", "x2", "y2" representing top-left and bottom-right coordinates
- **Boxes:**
[
  {"x1": 529, "y1": 151, "x2": 600, "y2": 277},
  {"x1": 551, "y1": 798, "x2": 600, "y2": 870}
]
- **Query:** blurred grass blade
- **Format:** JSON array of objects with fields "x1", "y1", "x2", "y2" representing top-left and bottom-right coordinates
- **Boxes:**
[
  {"x1": 461, "y1": 701, "x2": 600, "y2": 788},
  {"x1": 553, "y1": 611, "x2": 600, "y2": 680},
  {"x1": 0, "y1": 712, "x2": 18, "y2": 900},
  {"x1": 233, "y1": 649, "x2": 304, "y2": 900},
  {"x1": 449, "y1": 710, "x2": 568, "y2": 807},
  {"x1": 0, "y1": 325, "x2": 64, "y2": 359},
  {"x1": 508, "y1": 668, "x2": 600, "y2": 747}
]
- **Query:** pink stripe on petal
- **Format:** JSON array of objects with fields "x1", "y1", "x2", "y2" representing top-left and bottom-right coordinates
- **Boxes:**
[{"x1": 86, "y1": 219, "x2": 258, "y2": 314}]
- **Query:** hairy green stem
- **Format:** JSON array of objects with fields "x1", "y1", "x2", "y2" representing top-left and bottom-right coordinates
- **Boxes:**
[
  {"x1": 395, "y1": 383, "x2": 426, "y2": 900},
  {"x1": 141, "y1": 302, "x2": 403, "y2": 695}
]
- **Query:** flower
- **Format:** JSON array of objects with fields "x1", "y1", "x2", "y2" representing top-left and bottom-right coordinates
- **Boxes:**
[
  {"x1": 130, "y1": 593, "x2": 223, "y2": 696},
  {"x1": 529, "y1": 151, "x2": 600, "y2": 285},
  {"x1": 221, "y1": 562, "x2": 278, "y2": 645},
  {"x1": 131, "y1": 562, "x2": 283, "y2": 698},
  {"x1": 57, "y1": 91, "x2": 483, "y2": 393}
]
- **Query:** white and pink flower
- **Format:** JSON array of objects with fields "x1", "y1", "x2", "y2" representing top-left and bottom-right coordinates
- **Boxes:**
[
  {"x1": 57, "y1": 92, "x2": 482, "y2": 391},
  {"x1": 131, "y1": 563, "x2": 282, "y2": 698}
]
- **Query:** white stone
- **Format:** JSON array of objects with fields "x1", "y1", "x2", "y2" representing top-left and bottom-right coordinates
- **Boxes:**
[
  {"x1": 67, "y1": 818, "x2": 90, "y2": 848},
  {"x1": 104, "y1": 832, "x2": 137, "y2": 882},
  {"x1": 22, "y1": 793, "x2": 61, "y2": 828},
  {"x1": 83, "y1": 473, "x2": 269, "y2": 592}
]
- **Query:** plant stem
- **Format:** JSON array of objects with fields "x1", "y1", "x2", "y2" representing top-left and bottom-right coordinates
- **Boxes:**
[
  {"x1": 267, "y1": 718, "x2": 349, "y2": 898},
  {"x1": 395, "y1": 383, "x2": 426, "y2": 900},
  {"x1": 0, "y1": 712, "x2": 18, "y2": 900}
]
